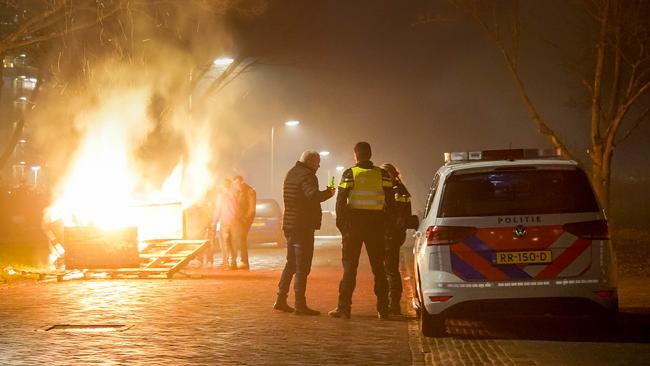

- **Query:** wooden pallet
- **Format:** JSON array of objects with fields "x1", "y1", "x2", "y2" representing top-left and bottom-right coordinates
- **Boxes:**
[{"x1": 22, "y1": 239, "x2": 208, "y2": 281}]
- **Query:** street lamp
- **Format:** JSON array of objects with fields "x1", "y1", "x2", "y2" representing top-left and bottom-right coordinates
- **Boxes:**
[
  {"x1": 213, "y1": 57, "x2": 234, "y2": 67},
  {"x1": 271, "y1": 120, "x2": 301, "y2": 198}
]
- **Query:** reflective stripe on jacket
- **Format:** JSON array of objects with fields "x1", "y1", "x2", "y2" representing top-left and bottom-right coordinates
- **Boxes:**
[{"x1": 343, "y1": 166, "x2": 393, "y2": 210}]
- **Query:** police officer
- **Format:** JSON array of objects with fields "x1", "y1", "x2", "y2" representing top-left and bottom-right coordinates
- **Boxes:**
[
  {"x1": 328, "y1": 142, "x2": 395, "y2": 319},
  {"x1": 380, "y1": 163, "x2": 412, "y2": 315}
]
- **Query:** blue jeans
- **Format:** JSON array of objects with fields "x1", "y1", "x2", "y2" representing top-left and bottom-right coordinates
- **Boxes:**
[{"x1": 277, "y1": 228, "x2": 315, "y2": 304}]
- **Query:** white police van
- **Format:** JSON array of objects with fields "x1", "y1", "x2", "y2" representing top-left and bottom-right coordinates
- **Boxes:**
[{"x1": 413, "y1": 149, "x2": 618, "y2": 336}]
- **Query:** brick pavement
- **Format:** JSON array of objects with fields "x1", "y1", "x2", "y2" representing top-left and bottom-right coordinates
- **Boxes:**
[
  {"x1": 0, "y1": 242, "x2": 412, "y2": 366},
  {"x1": 2, "y1": 240, "x2": 650, "y2": 365}
]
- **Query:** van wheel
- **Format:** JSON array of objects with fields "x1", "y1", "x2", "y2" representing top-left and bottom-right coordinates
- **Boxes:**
[
  {"x1": 601, "y1": 308, "x2": 619, "y2": 331},
  {"x1": 421, "y1": 307, "x2": 446, "y2": 337},
  {"x1": 418, "y1": 269, "x2": 446, "y2": 337}
]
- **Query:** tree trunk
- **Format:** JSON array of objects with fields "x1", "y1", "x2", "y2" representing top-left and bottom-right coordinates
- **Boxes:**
[{"x1": 590, "y1": 146, "x2": 612, "y2": 212}]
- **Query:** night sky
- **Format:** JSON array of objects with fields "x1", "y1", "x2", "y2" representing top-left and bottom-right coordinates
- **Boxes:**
[
  {"x1": 2, "y1": 0, "x2": 647, "y2": 214},
  {"x1": 216, "y1": 0, "x2": 648, "y2": 211}
]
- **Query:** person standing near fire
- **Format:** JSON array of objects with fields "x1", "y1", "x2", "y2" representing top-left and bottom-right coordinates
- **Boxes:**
[
  {"x1": 380, "y1": 163, "x2": 412, "y2": 315},
  {"x1": 232, "y1": 175, "x2": 256, "y2": 269},
  {"x1": 212, "y1": 178, "x2": 237, "y2": 270}
]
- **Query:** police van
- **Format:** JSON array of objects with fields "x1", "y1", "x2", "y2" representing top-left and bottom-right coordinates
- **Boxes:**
[{"x1": 412, "y1": 149, "x2": 618, "y2": 336}]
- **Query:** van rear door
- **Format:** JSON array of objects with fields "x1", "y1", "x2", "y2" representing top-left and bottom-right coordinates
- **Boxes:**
[{"x1": 437, "y1": 166, "x2": 603, "y2": 282}]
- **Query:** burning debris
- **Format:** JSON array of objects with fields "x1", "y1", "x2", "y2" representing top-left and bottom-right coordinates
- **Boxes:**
[{"x1": 35, "y1": 58, "x2": 239, "y2": 270}]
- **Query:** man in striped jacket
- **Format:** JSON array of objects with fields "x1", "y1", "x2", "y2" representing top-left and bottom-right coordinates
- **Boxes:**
[{"x1": 274, "y1": 150, "x2": 335, "y2": 315}]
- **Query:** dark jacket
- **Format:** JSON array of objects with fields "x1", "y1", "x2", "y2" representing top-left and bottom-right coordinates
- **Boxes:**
[
  {"x1": 235, "y1": 183, "x2": 256, "y2": 227},
  {"x1": 386, "y1": 179, "x2": 412, "y2": 236},
  {"x1": 335, "y1": 160, "x2": 396, "y2": 233},
  {"x1": 282, "y1": 161, "x2": 334, "y2": 232}
]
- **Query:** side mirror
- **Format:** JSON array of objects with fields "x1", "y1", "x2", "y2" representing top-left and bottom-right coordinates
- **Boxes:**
[{"x1": 406, "y1": 214, "x2": 419, "y2": 230}]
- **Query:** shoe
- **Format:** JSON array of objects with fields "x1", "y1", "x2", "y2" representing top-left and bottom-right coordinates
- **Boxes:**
[
  {"x1": 237, "y1": 262, "x2": 249, "y2": 270},
  {"x1": 378, "y1": 311, "x2": 390, "y2": 320},
  {"x1": 328, "y1": 307, "x2": 351, "y2": 319},
  {"x1": 273, "y1": 302, "x2": 295, "y2": 313},
  {"x1": 294, "y1": 306, "x2": 320, "y2": 316}
]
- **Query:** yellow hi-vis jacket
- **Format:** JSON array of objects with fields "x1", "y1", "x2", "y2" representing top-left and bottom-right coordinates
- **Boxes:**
[{"x1": 339, "y1": 166, "x2": 393, "y2": 210}]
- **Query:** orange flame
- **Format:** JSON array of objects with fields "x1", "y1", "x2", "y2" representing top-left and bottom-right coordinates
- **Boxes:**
[{"x1": 45, "y1": 88, "x2": 215, "y2": 241}]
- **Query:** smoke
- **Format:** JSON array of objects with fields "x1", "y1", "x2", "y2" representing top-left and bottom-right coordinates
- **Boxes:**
[{"x1": 26, "y1": 2, "x2": 269, "y2": 227}]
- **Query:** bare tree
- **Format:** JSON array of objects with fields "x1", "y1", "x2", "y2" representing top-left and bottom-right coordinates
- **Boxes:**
[
  {"x1": 451, "y1": 0, "x2": 650, "y2": 209},
  {"x1": 0, "y1": 0, "x2": 267, "y2": 171}
]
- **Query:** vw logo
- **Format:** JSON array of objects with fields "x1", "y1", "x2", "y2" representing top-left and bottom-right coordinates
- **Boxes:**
[{"x1": 514, "y1": 225, "x2": 527, "y2": 238}]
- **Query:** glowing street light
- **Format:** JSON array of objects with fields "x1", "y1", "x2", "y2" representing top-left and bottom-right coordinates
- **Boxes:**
[
  {"x1": 213, "y1": 57, "x2": 234, "y2": 67},
  {"x1": 285, "y1": 120, "x2": 300, "y2": 127},
  {"x1": 319, "y1": 151, "x2": 330, "y2": 157}
]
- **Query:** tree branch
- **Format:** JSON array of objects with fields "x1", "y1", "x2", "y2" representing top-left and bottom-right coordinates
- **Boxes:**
[
  {"x1": 590, "y1": 0, "x2": 610, "y2": 146},
  {"x1": 0, "y1": 1, "x2": 128, "y2": 54},
  {"x1": 606, "y1": 18, "x2": 622, "y2": 122},
  {"x1": 615, "y1": 105, "x2": 650, "y2": 144}
]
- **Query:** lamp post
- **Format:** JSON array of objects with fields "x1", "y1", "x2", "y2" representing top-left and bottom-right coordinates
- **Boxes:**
[
  {"x1": 271, "y1": 120, "x2": 300, "y2": 198},
  {"x1": 31, "y1": 165, "x2": 41, "y2": 187},
  {"x1": 319, "y1": 150, "x2": 331, "y2": 186}
]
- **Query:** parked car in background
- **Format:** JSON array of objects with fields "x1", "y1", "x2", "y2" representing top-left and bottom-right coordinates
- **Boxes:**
[
  {"x1": 248, "y1": 199, "x2": 285, "y2": 247},
  {"x1": 413, "y1": 149, "x2": 618, "y2": 337},
  {"x1": 316, "y1": 210, "x2": 338, "y2": 236}
]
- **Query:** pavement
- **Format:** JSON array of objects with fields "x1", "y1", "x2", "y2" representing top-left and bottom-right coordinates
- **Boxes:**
[{"x1": 1, "y1": 237, "x2": 650, "y2": 365}]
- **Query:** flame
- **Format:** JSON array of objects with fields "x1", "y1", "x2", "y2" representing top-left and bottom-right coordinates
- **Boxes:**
[{"x1": 45, "y1": 87, "x2": 216, "y2": 241}]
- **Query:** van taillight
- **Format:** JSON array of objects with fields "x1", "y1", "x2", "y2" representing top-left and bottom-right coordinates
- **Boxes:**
[
  {"x1": 563, "y1": 220, "x2": 609, "y2": 240},
  {"x1": 426, "y1": 226, "x2": 477, "y2": 246}
]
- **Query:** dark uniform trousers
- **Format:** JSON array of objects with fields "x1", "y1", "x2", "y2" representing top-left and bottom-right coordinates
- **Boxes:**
[
  {"x1": 385, "y1": 230, "x2": 406, "y2": 306},
  {"x1": 338, "y1": 211, "x2": 389, "y2": 313},
  {"x1": 277, "y1": 228, "x2": 315, "y2": 305}
]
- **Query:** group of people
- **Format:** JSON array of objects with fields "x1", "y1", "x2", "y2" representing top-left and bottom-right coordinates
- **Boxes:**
[
  {"x1": 209, "y1": 175, "x2": 257, "y2": 270},
  {"x1": 274, "y1": 142, "x2": 413, "y2": 319}
]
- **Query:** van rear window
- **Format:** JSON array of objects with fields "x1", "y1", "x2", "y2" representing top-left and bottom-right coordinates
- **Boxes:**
[
  {"x1": 439, "y1": 168, "x2": 599, "y2": 217},
  {"x1": 255, "y1": 201, "x2": 281, "y2": 217}
]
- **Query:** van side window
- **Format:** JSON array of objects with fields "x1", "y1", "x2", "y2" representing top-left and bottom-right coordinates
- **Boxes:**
[{"x1": 423, "y1": 174, "x2": 440, "y2": 218}]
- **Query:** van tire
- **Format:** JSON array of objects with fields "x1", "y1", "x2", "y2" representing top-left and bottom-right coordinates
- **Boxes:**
[
  {"x1": 421, "y1": 306, "x2": 446, "y2": 337},
  {"x1": 417, "y1": 268, "x2": 446, "y2": 337}
]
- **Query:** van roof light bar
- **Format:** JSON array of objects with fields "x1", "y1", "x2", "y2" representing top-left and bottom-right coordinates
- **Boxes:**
[{"x1": 444, "y1": 148, "x2": 561, "y2": 163}]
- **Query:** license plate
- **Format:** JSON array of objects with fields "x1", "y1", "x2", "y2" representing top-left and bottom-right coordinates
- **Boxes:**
[
  {"x1": 252, "y1": 222, "x2": 265, "y2": 227},
  {"x1": 495, "y1": 250, "x2": 552, "y2": 265}
]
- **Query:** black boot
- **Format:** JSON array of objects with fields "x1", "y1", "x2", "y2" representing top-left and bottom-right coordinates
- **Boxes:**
[
  {"x1": 294, "y1": 297, "x2": 320, "y2": 316},
  {"x1": 273, "y1": 295, "x2": 294, "y2": 313}
]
